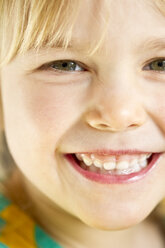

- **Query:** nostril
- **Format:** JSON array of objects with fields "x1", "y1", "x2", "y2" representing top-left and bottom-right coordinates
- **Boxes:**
[
  {"x1": 96, "y1": 124, "x2": 109, "y2": 129},
  {"x1": 98, "y1": 124, "x2": 108, "y2": 128},
  {"x1": 128, "y1": 124, "x2": 139, "y2": 129}
]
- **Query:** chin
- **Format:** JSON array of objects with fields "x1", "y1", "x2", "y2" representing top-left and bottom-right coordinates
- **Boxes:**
[
  {"x1": 80, "y1": 218, "x2": 141, "y2": 231},
  {"x1": 77, "y1": 209, "x2": 149, "y2": 231}
]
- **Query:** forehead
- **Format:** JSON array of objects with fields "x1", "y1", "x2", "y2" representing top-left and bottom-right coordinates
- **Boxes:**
[{"x1": 69, "y1": 0, "x2": 165, "y2": 53}]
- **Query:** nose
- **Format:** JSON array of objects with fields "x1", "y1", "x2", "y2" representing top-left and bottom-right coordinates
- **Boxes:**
[{"x1": 84, "y1": 87, "x2": 147, "y2": 132}]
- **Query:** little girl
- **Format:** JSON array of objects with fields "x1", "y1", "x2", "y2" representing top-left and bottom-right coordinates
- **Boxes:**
[{"x1": 0, "y1": 0, "x2": 165, "y2": 247}]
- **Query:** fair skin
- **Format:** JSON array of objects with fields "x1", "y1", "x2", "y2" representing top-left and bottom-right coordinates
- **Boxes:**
[{"x1": 1, "y1": 0, "x2": 165, "y2": 247}]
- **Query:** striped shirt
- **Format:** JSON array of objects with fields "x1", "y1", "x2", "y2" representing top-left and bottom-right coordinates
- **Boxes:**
[{"x1": 0, "y1": 193, "x2": 62, "y2": 248}]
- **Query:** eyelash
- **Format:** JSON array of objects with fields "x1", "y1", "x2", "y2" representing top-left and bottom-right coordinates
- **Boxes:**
[
  {"x1": 143, "y1": 57, "x2": 165, "y2": 73},
  {"x1": 40, "y1": 60, "x2": 87, "y2": 73},
  {"x1": 40, "y1": 58, "x2": 165, "y2": 74}
]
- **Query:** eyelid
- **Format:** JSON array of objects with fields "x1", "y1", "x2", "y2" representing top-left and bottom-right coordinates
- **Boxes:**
[
  {"x1": 28, "y1": 57, "x2": 165, "y2": 78},
  {"x1": 38, "y1": 59, "x2": 88, "y2": 73},
  {"x1": 142, "y1": 57, "x2": 165, "y2": 70}
]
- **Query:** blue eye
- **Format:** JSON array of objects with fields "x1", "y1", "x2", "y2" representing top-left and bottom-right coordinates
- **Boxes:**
[
  {"x1": 42, "y1": 60, "x2": 85, "y2": 72},
  {"x1": 144, "y1": 58, "x2": 165, "y2": 72}
]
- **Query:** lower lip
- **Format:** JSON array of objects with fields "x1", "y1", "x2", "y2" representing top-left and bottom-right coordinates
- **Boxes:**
[{"x1": 64, "y1": 153, "x2": 162, "y2": 184}]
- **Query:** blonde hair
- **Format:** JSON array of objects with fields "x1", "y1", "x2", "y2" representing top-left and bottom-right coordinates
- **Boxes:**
[
  {"x1": 0, "y1": 0, "x2": 165, "y2": 227},
  {"x1": 0, "y1": 0, "x2": 110, "y2": 68},
  {"x1": 0, "y1": 0, "x2": 164, "y2": 66}
]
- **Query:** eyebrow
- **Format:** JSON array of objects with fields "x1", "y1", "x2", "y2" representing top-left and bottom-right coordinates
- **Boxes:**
[
  {"x1": 44, "y1": 36, "x2": 100, "y2": 56},
  {"x1": 135, "y1": 37, "x2": 165, "y2": 52},
  {"x1": 54, "y1": 41, "x2": 92, "y2": 54},
  {"x1": 40, "y1": 35, "x2": 165, "y2": 59},
  {"x1": 55, "y1": 37, "x2": 165, "y2": 52}
]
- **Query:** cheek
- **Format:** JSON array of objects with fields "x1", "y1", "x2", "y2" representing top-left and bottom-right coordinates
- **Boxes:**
[
  {"x1": 22, "y1": 79, "x2": 91, "y2": 138},
  {"x1": 2, "y1": 77, "x2": 91, "y2": 191},
  {"x1": 149, "y1": 93, "x2": 165, "y2": 134},
  {"x1": 141, "y1": 80, "x2": 165, "y2": 134},
  {"x1": 2, "y1": 74, "x2": 91, "y2": 159}
]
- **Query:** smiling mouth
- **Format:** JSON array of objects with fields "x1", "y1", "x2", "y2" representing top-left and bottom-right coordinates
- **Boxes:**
[
  {"x1": 71, "y1": 152, "x2": 153, "y2": 175},
  {"x1": 64, "y1": 152, "x2": 163, "y2": 184}
]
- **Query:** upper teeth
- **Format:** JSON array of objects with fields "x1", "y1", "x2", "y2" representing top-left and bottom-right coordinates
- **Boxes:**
[{"x1": 75, "y1": 153, "x2": 151, "y2": 171}]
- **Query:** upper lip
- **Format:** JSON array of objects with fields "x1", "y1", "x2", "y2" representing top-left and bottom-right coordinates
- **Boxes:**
[{"x1": 73, "y1": 149, "x2": 155, "y2": 156}]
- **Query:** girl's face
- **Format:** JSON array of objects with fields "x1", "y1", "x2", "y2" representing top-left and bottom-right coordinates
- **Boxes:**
[{"x1": 1, "y1": 0, "x2": 165, "y2": 230}]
